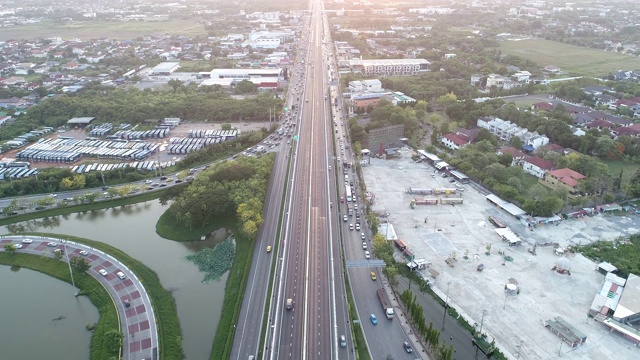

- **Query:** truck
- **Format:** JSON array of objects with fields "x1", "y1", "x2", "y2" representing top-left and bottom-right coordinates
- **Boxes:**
[{"x1": 377, "y1": 288, "x2": 394, "y2": 319}]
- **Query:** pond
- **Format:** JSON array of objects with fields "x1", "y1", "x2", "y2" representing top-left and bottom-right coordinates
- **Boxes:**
[{"x1": 2, "y1": 200, "x2": 228, "y2": 360}]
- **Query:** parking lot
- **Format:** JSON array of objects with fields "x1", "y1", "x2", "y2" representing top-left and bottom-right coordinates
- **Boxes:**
[{"x1": 362, "y1": 148, "x2": 639, "y2": 360}]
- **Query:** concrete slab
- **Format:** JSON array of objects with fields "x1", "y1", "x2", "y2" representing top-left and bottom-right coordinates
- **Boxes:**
[{"x1": 362, "y1": 149, "x2": 639, "y2": 360}]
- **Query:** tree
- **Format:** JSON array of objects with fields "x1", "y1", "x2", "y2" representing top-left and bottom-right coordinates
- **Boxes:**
[
  {"x1": 70, "y1": 256, "x2": 91, "y2": 273},
  {"x1": 167, "y1": 79, "x2": 183, "y2": 93},
  {"x1": 509, "y1": 136, "x2": 523, "y2": 149},
  {"x1": 4, "y1": 243, "x2": 17, "y2": 255},
  {"x1": 221, "y1": 123, "x2": 232, "y2": 131},
  {"x1": 54, "y1": 249, "x2": 63, "y2": 261},
  {"x1": 234, "y1": 80, "x2": 258, "y2": 94},
  {"x1": 383, "y1": 265, "x2": 398, "y2": 285},
  {"x1": 104, "y1": 330, "x2": 123, "y2": 353}
]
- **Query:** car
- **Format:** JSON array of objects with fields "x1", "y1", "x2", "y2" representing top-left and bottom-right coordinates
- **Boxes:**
[
  {"x1": 47, "y1": 242, "x2": 58, "y2": 247},
  {"x1": 328, "y1": 166, "x2": 331, "y2": 171},
  {"x1": 79, "y1": 250, "x2": 89, "y2": 256},
  {"x1": 343, "y1": 215, "x2": 348, "y2": 222},
  {"x1": 21, "y1": 239, "x2": 33, "y2": 244},
  {"x1": 370, "y1": 272, "x2": 377, "y2": 281},
  {"x1": 340, "y1": 196, "x2": 344, "y2": 203},
  {"x1": 364, "y1": 251, "x2": 370, "y2": 259},
  {"x1": 266, "y1": 245, "x2": 272, "y2": 253},
  {"x1": 160, "y1": 176, "x2": 168, "y2": 180},
  {"x1": 286, "y1": 298, "x2": 293, "y2": 310},
  {"x1": 361, "y1": 233, "x2": 366, "y2": 240},
  {"x1": 116, "y1": 271, "x2": 126, "y2": 280},
  {"x1": 355, "y1": 224, "x2": 361, "y2": 231},
  {"x1": 49, "y1": 193, "x2": 57, "y2": 197},
  {"x1": 403, "y1": 341, "x2": 413, "y2": 353},
  {"x1": 370, "y1": 314, "x2": 378, "y2": 325},
  {"x1": 340, "y1": 335, "x2": 347, "y2": 348},
  {"x1": 98, "y1": 269, "x2": 108, "y2": 276},
  {"x1": 159, "y1": 183, "x2": 167, "y2": 187},
  {"x1": 166, "y1": 178, "x2": 174, "y2": 182},
  {"x1": 349, "y1": 224, "x2": 354, "y2": 230},
  {"x1": 362, "y1": 242, "x2": 367, "y2": 250},
  {"x1": 14, "y1": 243, "x2": 23, "y2": 249},
  {"x1": 144, "y1": 180, "x2": 153, "y2": 184}
]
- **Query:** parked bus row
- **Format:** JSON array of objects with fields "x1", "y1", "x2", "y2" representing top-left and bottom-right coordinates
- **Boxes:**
[
  {"x1": 72, "y1": 160, "x2": 176, "y2": 174},
  {"x1": 187, "y1": 129, "x2": 238, "y2": 139},
  {"x1": 111, "y1": 128, "x2": 169, "y2": 140},
  {"x1": 16, "y1": 138, "x2": 159, "y2": 163},
  {"x1": 0, "y1": 166, "x2": 39, "y2": 180}
]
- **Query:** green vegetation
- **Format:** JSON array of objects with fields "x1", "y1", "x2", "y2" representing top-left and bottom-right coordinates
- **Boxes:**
[
  {"x1": 0, "y1": 253, "x2": 119, "y2": 360},
  {"x1": 0, "y1": 190, "x2": 164, "y2": 227},
  {"x1": 155, "y1": 154, "x2": 274, "y2": 360},
  {"x1": 0, "y1": 19, "x2": 207, "y2": 41},
  {"x1": 15, "y1": 232, "x2": 184, "y2": 359},
  {"x1": 157, "y1": 155, "x2": 274, "y2": 239},
  {"x1": 0, "y1": 86, "x2": 282, "y2": 142},
  {"x1": 579, "y1": 235, "x2": 640, "y2": 278},
  {"x1": 186, "y1": 237, "x2": 235, "y2": 282},
  {"x1": 499, "y1": 39, "x2": 640, "y2": 77}
]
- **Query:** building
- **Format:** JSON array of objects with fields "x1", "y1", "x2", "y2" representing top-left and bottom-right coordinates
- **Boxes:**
[
  {"x1": 522, "y1": 156, "x2": 554, "y2": 178},
  {"x1": 349, "y1": 79, "x2": 383, "y2": 93},
  {"x1": 151, "y1": 62, "x2": 180, "y2": 75},
  {"x1": 366, "y1": 124, "x2": 405, "y2": 155},
  {"x1": 347, "y1": 59, "x2": 430, "y2": 76},
  {"x1": 200, "y1": 68, "x2": 284, "y2": 89},
  {"x1": 440, "y1": 133, "x2": 471, "y2": 150},
  {"x1": 497, "y1": 146, "x2": 526, "y2": 166},
  {"x1": 539, "y1": 168, "x2": 585, "y2": 196},
  {"x1": 477, "y1": 116, "x2": 549, "y2": 149},
  {"x1": 67, "y1": 117, "x2": 96, "y2": 128}
]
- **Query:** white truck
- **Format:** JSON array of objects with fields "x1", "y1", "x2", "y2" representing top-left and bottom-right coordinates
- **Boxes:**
[{"x1": 377, "y1": 288, "x2": 394, "y2": 319}]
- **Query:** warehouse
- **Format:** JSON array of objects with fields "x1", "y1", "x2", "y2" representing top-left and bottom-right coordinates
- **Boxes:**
[{"x1": 152, "y1": 62, "x2": 180, "y2": 75}]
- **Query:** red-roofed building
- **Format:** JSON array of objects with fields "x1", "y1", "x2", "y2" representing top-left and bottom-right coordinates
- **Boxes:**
[
  {"x1": 533, "y1": 102, "x2": 554, "y2": 111},
  {"x1": 611, "y1": 98, "x2": 639, "y2": 109},
  {"x1": 540, "y1": 168, "x2": 586, "y2": 197},
  {"x1": 497, "y1": 146, "x2": 526, "y2": 166},
  {"x1": 522, "y1": 156, "x2": 555, "y2": 178},
  {"x1": 585, "y1": 119, "x2": 614, "y2": 130},
  {"x1": 440, "y1": 133, "x2": 471, "y2": 150},
  {"x1": 612, "y1": 126, "x2": 640, "y2": 138}
]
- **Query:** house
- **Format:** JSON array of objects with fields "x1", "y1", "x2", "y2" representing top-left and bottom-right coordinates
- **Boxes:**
[
  {"x1": 533, "y1": 102, "x2": 554, "y2": 111},
  {"x1": 585, "y1": 119, "x2": 614, "y2": 131},
  {"x1": 612, "y1": 126, "x2": 640, "y2": 138},
  {"x1": 539, "y1": 168, "x2": 586, "y2": 196},
  {"x1": 610, "y1": 98, "x2": 639, "y2": 110},
  {"x1": 522, "y1": 156, "x2": 554, "y2": 178},
  {"x1": 497, "y1": 146, "x2": 526, "y2": 166},
  {"x1": 349, "y1": 79, "x2": 383, "y2": 93},
  {"x1": 512, "y1": 71, "x2": 532, "y2": 82},
  {"x1": 439, "y1": 133, "x2": 471, "y2": 150},
  {"x1": 470, "y1": 74, "x2": 483, "y2": 86},
  {"x1": 0, "y1": 97, "x2": 29, "y2": 109}
]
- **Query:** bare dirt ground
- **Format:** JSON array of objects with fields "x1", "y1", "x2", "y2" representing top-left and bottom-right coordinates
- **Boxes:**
[{"x1": 362, "y1": 148, "x2": 639, "y2": 360}]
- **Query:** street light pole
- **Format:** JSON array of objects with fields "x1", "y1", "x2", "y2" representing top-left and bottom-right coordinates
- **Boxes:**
[{"x1": 61, "y1": 240, "x2": 78, "y2": 297}]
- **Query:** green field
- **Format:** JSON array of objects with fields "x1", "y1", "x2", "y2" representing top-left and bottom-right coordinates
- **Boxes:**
[
  {"x1": 499, "y1": 39, "x2": 640, "y2": 77},
  {"x1": 0, "y1": 19, "x2": 207, "y2": 41},
  {"x1": 605, "y1": 160, "x2": 640, "y2": 185}
]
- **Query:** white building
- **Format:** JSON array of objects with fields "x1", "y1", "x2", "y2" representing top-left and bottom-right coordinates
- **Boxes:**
[
  {"x1": 477, "y1": 116, "x2": 549, "y2": 149},
  {"x1": 151, "y1": 62, "x2": 180, "y2": 75},
  {"x1": 349, "y1": 79, "x2": 383, "y2": 93},
  {"x1": 347, "y1": 59, "x2": 430, "y2": 76}
]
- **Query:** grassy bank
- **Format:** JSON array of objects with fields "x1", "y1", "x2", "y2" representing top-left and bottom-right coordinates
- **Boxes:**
[
  {"x1": 0, "y1": 191, "x2": 165, "y2": 227},
  {"x1": 0, "y1": 253, "x2": 119, "y2": 360},
  {"x1": 14, "y1": 232, "x2": 184, "y2": 360},
  {"x1": 209, "y1": 221, "x2": 255, "y2": 360}
]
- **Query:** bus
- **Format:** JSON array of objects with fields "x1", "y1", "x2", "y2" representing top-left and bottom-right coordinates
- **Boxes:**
[{"x1": 345, "y1": 186, "x2": 352, "y2": 202}]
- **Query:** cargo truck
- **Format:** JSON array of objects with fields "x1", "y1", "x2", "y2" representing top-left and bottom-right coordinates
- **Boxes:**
[{"x1": 377, "y1": 288, "x2": 394, "y2": 319}]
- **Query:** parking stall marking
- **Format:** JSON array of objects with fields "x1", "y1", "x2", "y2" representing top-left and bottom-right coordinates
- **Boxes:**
[
  {"x1": 140, "y1": 338, "x2": 152, "y2": 350},
  {"x1": 138, "y1": 320, "x2": 150, "y2": 331},
  {"x1": 135, "y1": 304, "x2": 146, "y2": 315}
]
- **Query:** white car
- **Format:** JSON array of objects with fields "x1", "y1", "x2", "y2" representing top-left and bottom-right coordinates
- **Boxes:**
[
  {"x1": 364, "y1": 251, "x2": 370, "y2": 259},
  {"x1": 14, "y1": 243, "x2": 23, "y2": 249},
  {"x1": 362, "y1": 242, "x2": 367, "y2": 250},
  {"x1": 79, "y1": 250, "x2": 89, "y2": 256},
  {"x1": 21, "y1": 239, "x2": 33, "y2": 244},
  {"x1": 98, "y1": 269, "x2": 108, "y2": 276},
  {"x1": 116, "y1": 271, "x2": 126, "y2": 280},
  {"x1": 47, "y1": 242, "x2": 58, "y2": 247}
]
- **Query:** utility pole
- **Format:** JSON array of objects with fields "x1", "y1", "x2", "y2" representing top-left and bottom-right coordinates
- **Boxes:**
[{"x1": 61, "y1": 239, "x2": 78, "y2": 297}]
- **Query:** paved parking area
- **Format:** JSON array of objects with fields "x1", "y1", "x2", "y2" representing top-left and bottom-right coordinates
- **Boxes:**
[{"x1": 362, "y1": 148, "x2": 639, "y2": 360}]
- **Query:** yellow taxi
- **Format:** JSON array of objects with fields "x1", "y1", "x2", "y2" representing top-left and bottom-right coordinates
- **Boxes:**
[
  {"x1": 266, "y1": 245, "x2": 272, "y2": 253},
  {"x1": 370, "y1": 272, "x2": 377, "y2": 281}
]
